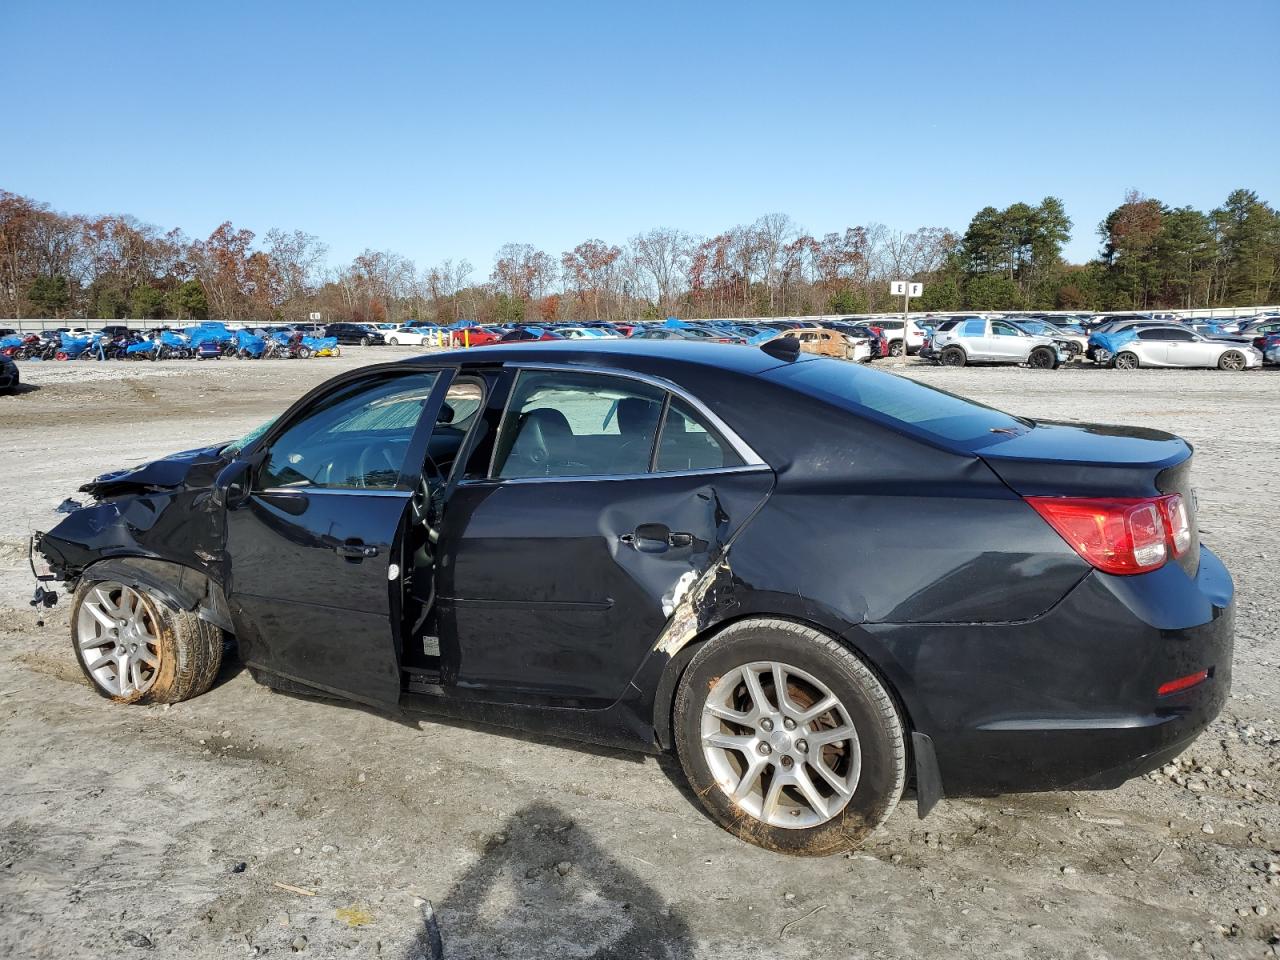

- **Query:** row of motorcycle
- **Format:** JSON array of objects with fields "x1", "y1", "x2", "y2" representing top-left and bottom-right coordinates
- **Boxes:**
[{"x1": 0, "y1": 330, "x2": 340, "y2": 362}]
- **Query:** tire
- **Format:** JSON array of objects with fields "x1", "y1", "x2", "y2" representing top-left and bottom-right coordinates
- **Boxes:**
[
  {"x1": 389, "y1": 337, "x2": 400, "y2": 346},
  {"x1": 1218, "y1": 350, "x2": 1246, "y2": 371},
  {"x1": 70, "y1": 579, "x2": 222, "y2": 705},
  {"x1": 1113, "y1": 351, "x2": 1139, "y2": 370},
  {"x1": 888, "y1": 340, "x2": 904, "y2": 357},
  {"x1": 331, "y1": 346, "x2": 342, "y2": 357},
  {"x1": 360, "y1": 336, "x2": 370, "y2": 346},
  {"x1": 297, "y1": 346, "x2": 313, "y2": 359},
  {"x1": 673, "y1": 618, "x2": 906, "y2": 856},
  {"x1": 1028, "y1": 346, "x2": 1058, "y2": 370},
  {"x1": 940, "y1": 346, "x2": 966, "y2": 367}
]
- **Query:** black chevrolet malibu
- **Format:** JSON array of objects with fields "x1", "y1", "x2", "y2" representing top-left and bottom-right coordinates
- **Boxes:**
[{"x1": 32, "y1": 340, "x2": 1233, "y2": 855}]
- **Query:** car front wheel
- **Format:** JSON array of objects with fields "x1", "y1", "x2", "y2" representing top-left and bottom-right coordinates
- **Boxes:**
[
  {"x1": 71, "y1": 580, "x2": 222, "y2": 704},
  {"x1": 673, "y1": 618, "x2": 906, "y2": 856},
  {"x1": 1028, "y1": 346, "x2": 1058, "y2": 369},
  {"x1": 1218, "y1": 350, "x2": 1246, "y2": 370}
]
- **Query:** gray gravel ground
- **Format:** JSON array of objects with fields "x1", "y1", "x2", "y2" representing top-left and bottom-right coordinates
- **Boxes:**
[{"x1": 1, "y1": 350, "x2": 1278, "y2": 959}]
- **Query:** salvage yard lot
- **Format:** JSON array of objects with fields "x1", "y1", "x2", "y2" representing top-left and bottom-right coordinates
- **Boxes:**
[{"x1": 1, "y1": 349, "x2": 1278, "y2": 960}]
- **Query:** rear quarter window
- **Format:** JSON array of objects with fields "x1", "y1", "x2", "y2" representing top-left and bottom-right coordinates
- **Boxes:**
[{"x1": 766, "y1": 359, "x2": 1029, "y2": 451}]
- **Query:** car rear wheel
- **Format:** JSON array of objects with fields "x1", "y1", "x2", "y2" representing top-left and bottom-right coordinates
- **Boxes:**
[
  {"x1": 71, "y1": 580, "x2": 222, "y2": 704},
  {"x1": 673, "y1": 619, "x2": 906, "y2": 856},
  {"x1": 940, "y1": 346, "x2": 966, "y2": 367},
  {"x1": 1028, "y1": 346, "x2": 1058, "y2": 369},
  {"x1": 1218, "y1": 350, "x2": 1246, "y2": 371},
  {"x1": 888, "y1": 340, "x2": 904, "y2": 357},
  {"x1": 1113, "y1": 351, "x2": 1140, "y2": 370}
]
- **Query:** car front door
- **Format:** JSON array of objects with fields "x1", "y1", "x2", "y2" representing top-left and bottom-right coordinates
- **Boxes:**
[
  {"x1": 223, "y1": 365, "x2": 452, "y2": 704},
  {"x1": 1164, "y1": 328, "x2": 1212, "y2": 366},
  {"x1": 434, "y1": 366, "x2": 774, "y2": 706},
  {"x1": 989, "y1": 320, "x2": 1028, "y2": 360}
]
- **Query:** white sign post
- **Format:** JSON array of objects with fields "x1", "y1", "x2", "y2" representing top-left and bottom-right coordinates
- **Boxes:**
[{"x1": 889, "y1": 281, "x2": 923, "y2": 359}]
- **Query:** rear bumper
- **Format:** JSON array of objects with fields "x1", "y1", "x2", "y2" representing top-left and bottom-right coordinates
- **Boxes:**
[{"x1": 862, "y1": 546, "x2": 1234, "y2": 797}]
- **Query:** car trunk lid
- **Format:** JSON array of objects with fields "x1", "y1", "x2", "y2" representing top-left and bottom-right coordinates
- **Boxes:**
[{"x1": 980, "y1": 420, "x2": 1199, "y2": 575}]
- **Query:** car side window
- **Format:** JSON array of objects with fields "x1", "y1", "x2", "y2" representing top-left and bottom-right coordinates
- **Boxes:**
[
  {"x1": 655, "y1": 397, "x2": 745, "y2": 473},
  {"x1": 991, "y1": 322, "x2": 1021, "y2": 337},
  {"x1": 1168, "y1": 329, "x2": 1196, "y2": 341},
  {"x1": 960, "y1": 319, "x2": 986, "y2": 337},
  {"x1": 491, "y1": 370, "x2": 667, "y2": 479},
  {"x1": 257, "y1": 372, "x2": 440, "y2": 490}
]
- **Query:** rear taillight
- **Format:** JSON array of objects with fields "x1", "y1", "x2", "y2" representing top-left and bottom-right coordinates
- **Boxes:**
[{"x1": 1026, "y1": 495, "x2": 1190, "y2": 575}]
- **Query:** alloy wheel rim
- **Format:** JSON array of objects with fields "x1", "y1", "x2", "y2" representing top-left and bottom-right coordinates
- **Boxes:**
[
  {"x1": 75, "y1": 582, "x2": 161, "y2": 697},
  {"x1": 701, "y1": 660, "x2": 860, "y2": 829},
  {"x1": 1222, "y1": 352, "x2": 1243, "y2": 369},
  {"x1": 1116, "y1": 353, "x2": 1137, "y2": 369}
]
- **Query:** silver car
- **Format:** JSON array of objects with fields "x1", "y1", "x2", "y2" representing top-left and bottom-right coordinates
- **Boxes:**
[
  {"x1": 930, "y1": 317, "x2": 1064, "y2": 368},
  {"x1": 1111, "y1": 326, "x2": 1262, "y2": 370}
]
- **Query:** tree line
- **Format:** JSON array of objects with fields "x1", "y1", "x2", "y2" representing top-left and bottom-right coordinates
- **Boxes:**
[{"x1": 1, "y1": 186, "x2": 1276, "y2": 325}]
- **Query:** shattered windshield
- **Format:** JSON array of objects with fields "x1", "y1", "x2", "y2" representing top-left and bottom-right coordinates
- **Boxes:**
[{"x1": 223, "y1": 418, "x2": 276, "y2": 456}]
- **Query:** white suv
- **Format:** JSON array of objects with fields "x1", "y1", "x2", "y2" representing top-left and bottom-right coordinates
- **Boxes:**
[{"x1": 928, "y1": 317, "x2": 1064, "y2": 369}]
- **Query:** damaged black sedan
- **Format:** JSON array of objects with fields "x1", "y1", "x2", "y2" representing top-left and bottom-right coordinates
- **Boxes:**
[{"x1": 32, "y1": 340, "x2": 1234, "y2": 855}]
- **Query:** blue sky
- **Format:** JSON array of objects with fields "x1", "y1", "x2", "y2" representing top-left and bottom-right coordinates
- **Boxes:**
[{"x1": 5, "y1": 0, "x2": 1277, "y2": 274}]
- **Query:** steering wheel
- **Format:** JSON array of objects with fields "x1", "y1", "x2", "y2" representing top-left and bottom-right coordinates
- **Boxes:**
[
  {"x1": 411, "y1": 454, "x2": 446, "y2": 543},
  {"x1": 355, "y1": 445, "x2": 403, "y2": 489}
]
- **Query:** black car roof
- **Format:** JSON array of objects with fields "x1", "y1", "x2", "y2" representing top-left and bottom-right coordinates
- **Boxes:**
[{"x1": 404, "y1": 339, "x2": 799, "y2": 376}]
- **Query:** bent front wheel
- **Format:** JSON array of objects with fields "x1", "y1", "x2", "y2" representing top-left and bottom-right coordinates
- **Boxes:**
[
  {"x1": 673, "y1": 618, "x2": 906, "y2": 856},
  {"x1": 71, "y1": 580, "x2": 222, "y2": 705}
]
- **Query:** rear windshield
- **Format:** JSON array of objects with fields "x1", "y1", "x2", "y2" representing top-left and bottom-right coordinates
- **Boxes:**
[{"x1": 766, "y1": 358, "x2": 1029, "y2": 450}]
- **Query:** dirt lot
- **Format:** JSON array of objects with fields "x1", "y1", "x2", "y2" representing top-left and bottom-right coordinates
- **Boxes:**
[{"x1": 1, "y1": 350, "x2": 1278, "y2": 960}]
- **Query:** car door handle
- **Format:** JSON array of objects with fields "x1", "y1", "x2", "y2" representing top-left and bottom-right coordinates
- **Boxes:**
[
  {"x1": 335, "y1": 540, "x2": 379, "y2": 560},
  {"x1": 620, "y1": 524, "x2": 694, "y2": 553}
]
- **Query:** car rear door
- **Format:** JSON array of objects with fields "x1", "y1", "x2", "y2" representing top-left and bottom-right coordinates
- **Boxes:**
[
  {"x1": 223, "y1": 365, "x2": 453, "y2": 704},
  {"x1": 433, "y1": 365, "x2": 774, "y2": 706}
]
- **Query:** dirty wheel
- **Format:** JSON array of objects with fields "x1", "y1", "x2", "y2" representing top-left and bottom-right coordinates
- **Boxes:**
[
  {"x1": 673, "y1": 619, "x2": 905, "y2": 856},
  {"x1": 1113, "y1": 351, "x2": 1139, "y2": 370},
  {"x1": 1028, "y1": 346, "x2": 1058, "y2": 369},
  {"x1": 940, "y1": 347, "x2": 966, "y2": 367},
  {"x1": 1218, "y1": 350, "x2": 1246, "y2": 371},
  {"x1": 71, "y1": 580, "x2": 222, "y2": 704}
]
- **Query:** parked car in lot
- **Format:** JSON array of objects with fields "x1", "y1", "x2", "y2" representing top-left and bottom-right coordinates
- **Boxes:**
[
  {"x1": 632, "y1": 326, "x2": 741, "y2": 343},
  {"x1": 385, "y1": 324, "x2": 446, "y2": 346},
  {"x1": 1109, "y1": 326, "x2": 1262, "y2": 370},
  {"x1": 0, "y1": 353, "x2": 19, "y2": 392},
  {"x1": 871, "y1": 318, "x2": 926, "y2": 356},
  {"x1": 1007, "y1": 318, "x2": 1089, "y2": 360},
  {"x1": 925, "y1": 317, "x2": 1064, "y2": 368},
  {"x1": 32, "y1": 340, "x2": 1234, "y2": 855},
  {"x1": 325, "y1": 323, "x2": 386, "y2": 346},
  {"x1": 495, "y1": 326, "x2": 564, "y2": 343},
  {"x1": 780, "y1": 327, "x2": 870, "y2": 361}
]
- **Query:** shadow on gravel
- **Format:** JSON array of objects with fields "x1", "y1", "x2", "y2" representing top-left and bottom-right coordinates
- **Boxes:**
[
  {"x1": 401, "y1": 801, "x2": 694, "y2": 960},
  {"x1": 2, "y1": 382, "x2": 40, "y2": 395}
]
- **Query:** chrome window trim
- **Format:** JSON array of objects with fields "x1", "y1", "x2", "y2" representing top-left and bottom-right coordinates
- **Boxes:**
[
  {"x1": 493, "y1": 361, "x2": 766, "y2": 469},
  {"x1": 259, "y1": 487, "x2": 412, "y2": 498},
  {"x1": 458, "y1": 463, "x2": 772, "y2": 488}
]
